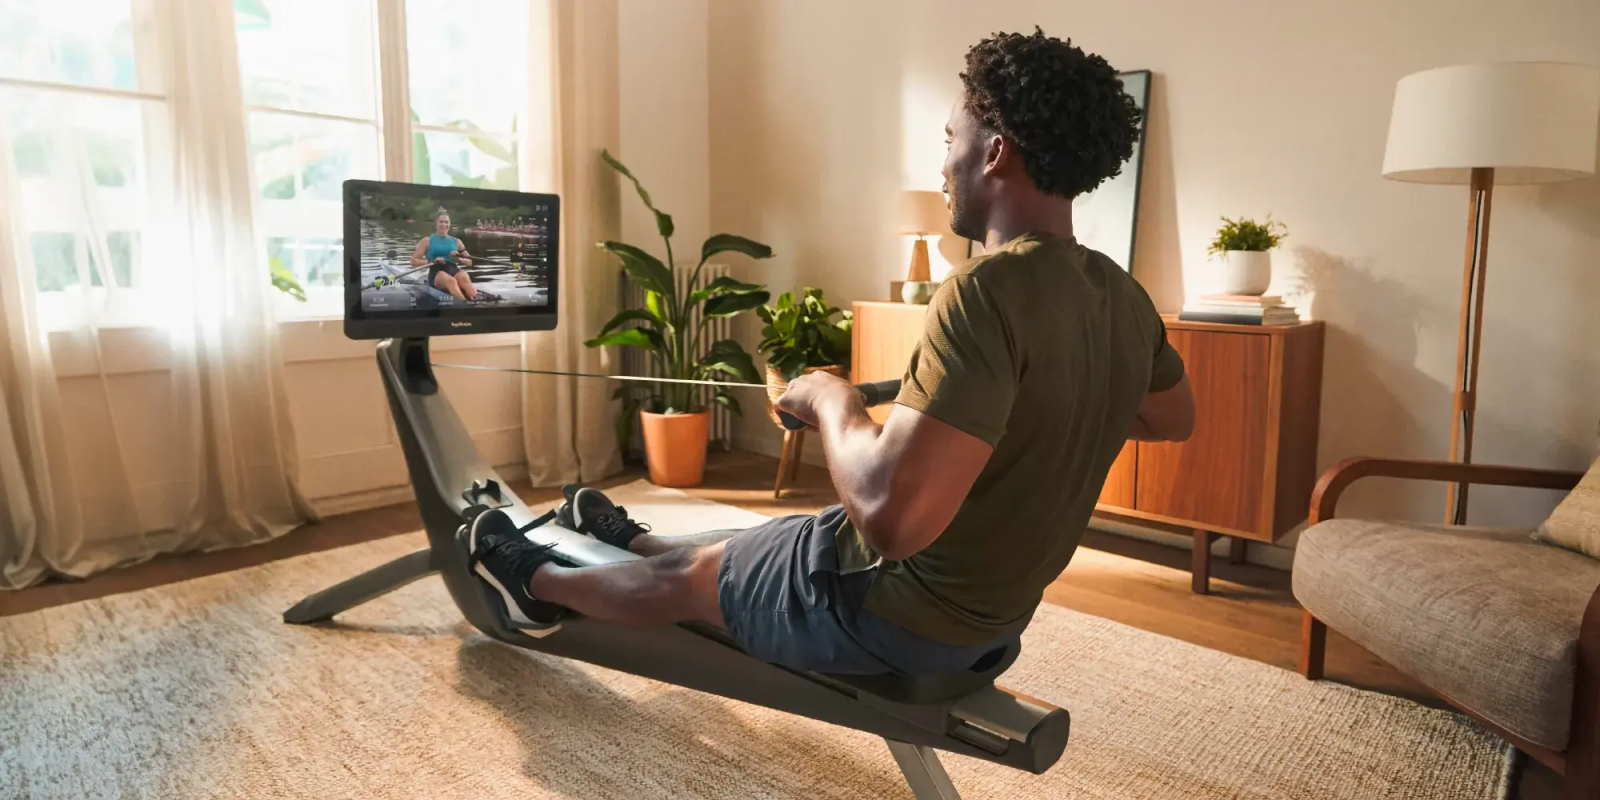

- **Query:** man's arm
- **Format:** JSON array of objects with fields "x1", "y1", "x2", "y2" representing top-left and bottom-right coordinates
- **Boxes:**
[
  {"x1": 777, "y1": 270, "x2": 1013, "y2": 561},
  {"x1": 1127, "y1": 374, "x2": 1195, "y2": 442},
  {"x1": 779, "y1": 377, "x2": 993, "y2": 561}
]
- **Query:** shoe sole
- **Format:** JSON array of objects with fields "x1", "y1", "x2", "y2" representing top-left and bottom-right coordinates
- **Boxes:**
[{"x1": 465, "y1": 512, "x2": 563, "y2": 637}]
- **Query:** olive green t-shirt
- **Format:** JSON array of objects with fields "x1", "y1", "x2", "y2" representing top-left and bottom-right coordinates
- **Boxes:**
[{"x1": 835, "y1": 232, "x2": 1186, "y2": 645}]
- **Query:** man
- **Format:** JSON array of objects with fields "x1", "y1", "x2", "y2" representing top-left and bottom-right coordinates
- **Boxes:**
[{"x1": 468, "y1": 28, "x2": 1195, "y2": 676}]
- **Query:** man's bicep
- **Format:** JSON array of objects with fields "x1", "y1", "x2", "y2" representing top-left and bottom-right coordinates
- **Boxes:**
[{"x1": 875, "y1": 404, "x2": 995, "y2": 555}]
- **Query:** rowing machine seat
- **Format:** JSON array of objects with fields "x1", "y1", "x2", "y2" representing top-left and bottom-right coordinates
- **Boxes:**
[{"x1": 828, "y1": 640, "x2": 1021, "y2": 705}]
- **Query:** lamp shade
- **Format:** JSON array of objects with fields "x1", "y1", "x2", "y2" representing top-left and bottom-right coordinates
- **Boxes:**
[
  {"x1": 1382, "y1": 62, "x2": 1600, "y2": 185},
  {"x1": 898, "y1": 190, "x2": 950, "y2": 235}
]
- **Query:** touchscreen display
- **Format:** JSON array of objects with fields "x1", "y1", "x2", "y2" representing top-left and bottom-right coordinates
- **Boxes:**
[{"x1": 354, "y1": 185, "x2": 554, "y2": 314}]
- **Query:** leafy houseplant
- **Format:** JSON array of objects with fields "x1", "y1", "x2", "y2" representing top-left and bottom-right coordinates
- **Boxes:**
[
  {"x1": 585, "y1": 150, "x2": 772, "y2": 486},
  {"x1": 271, "y1": 259, "x2": 307, "y2": 302},
  {"x1": 1207, "y1": 215, "x2": 1288, "y2": 256},
  {"x1": 1207, "y1": 215, "x2": 1288, "y2": 296},
  {"x1": 757, "y1": 288, "x2": 853, "y2": 381},
  {"x1": 757, "y1": 288, "x2": 853, "y2": 431}
]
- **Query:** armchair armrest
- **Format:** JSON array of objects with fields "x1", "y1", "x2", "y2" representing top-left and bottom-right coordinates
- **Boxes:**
[{"x1": 1309, "y1": 457, "x2": 1585, "y2": 525}]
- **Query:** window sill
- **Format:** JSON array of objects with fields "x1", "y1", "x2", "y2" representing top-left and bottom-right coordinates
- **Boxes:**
[{"x1": 46, "y1": 317, "x2": 524, "y2": 377}]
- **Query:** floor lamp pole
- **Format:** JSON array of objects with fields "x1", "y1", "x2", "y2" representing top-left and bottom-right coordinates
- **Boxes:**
[{"x1": 1445, "y1": 166, "x2": 1495, "y2": 525}]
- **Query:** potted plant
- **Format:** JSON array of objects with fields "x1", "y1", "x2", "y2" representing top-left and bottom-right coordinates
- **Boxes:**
[
  {"x1": 756, "y1": 288, "x2": 854, "y2": 427},
  {"x1": 585, "y1": 150, "x2": 771, "y2": 488},
  {"x1": 1207, "y1": 215, "x2": 1288, "y2": 296}
]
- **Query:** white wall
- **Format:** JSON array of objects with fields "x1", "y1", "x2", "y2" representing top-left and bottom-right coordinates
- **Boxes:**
[
  {"x1": 618, "y1": 0, "x2": 711, "y2": 253},
  {"x1": 710, "y1": 0, "x2": 1600, "y2": 555}
]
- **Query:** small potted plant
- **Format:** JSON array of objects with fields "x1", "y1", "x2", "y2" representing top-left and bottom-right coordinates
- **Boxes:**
[
  {"x1": 756, "y1": 288, "x2": 854, "y2": 425},
  {"x1": 1208, "y1": 215, "x2": 1288, "y2": 296},
  {"x1": 586, "y1": 150, "x2": 771, "y2": 488}
]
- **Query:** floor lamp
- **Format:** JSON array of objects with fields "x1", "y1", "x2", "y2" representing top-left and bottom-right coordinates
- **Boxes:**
[{"x1": 1381, "y1": 62, "x2": 1600, "y2": 524}]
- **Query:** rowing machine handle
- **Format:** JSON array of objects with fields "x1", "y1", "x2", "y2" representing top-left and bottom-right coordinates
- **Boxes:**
[{"x1": 777, "y1": 380, "x2": 901, "y2": 431}]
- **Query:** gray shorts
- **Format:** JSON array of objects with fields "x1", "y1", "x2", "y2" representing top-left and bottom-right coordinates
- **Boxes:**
[{"x1": 715, "y1": 505, "x2": 1018, "y2": 676}]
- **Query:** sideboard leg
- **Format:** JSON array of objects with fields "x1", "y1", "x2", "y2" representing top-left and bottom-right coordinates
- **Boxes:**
[
  {"x1": 1229, "y1": 536, "x2": 1248, "y2": 565},
  {"x1": 1192, "y1": 530, "x2": 1220, "y2": 594}
]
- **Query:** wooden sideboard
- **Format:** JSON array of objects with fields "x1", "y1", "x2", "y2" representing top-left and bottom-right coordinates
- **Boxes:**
[{"x1": 851, "y1": 300, "x2": 1326, "y2": 593}]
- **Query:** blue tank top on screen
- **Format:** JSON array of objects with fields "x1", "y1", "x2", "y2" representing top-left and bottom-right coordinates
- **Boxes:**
[{"x1": 425, "y1": 234, "x2": 459, "y2": 263}]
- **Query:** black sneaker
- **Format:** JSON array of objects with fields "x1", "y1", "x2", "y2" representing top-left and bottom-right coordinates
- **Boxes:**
[
  {"x1": 554, "y1": 483, "x2": 584, "y2": 528},
  {"x1": 561, "y1": 487, "x2": 651, "y2": 551},
  {"x1": 468, "y1": 509, "x2": 568, "y2": 628}
]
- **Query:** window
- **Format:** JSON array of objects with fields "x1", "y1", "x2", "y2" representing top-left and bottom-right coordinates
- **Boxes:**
[
  {"x1": 236, "y1": 0, "x2": 382, "y2": 317},
  {"x1": 1, "y1": 0, "x2": 543, "y2": 326},
  {"x1": 406, "y1": 0, "x2": 529, "y2": 190},
  {"x1": 0, "y1": 0, "x2": 165, "y2": 326},
  {"x1": 235, "y1": 0, "x2": 534, "y2": 317}
]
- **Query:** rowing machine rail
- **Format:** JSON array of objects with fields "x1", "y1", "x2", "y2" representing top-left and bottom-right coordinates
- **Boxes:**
[{"x1": 282, "y1": 337, "x2": 1068, "y2": 799}]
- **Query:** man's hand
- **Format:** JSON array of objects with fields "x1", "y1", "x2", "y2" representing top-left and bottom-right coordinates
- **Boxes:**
[{"x1": 772, "y1": 370, "x2": 860, "y2": 429}]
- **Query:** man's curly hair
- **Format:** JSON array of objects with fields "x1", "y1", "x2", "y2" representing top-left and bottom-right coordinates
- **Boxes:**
[{"x1": 961, "y1": 28, "x2": 1141, "y2": 199}]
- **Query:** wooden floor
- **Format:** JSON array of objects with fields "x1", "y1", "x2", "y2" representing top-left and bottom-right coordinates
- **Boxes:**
[{"x1": 0, "y1": 449, "x2": 1560, "y2": 797}]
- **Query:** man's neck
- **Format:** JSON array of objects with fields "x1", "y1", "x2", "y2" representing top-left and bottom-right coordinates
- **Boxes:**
[{"x1": 982, "y1": 194, "x2": 1075, "y2": 252}]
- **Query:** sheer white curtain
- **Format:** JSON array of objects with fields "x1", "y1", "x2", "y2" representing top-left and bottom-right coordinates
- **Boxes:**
[
  {"x1": 0, "y1": 116, "x2": 136, "y2": 588},
  {"x1": 157, "y1": 1, "x2": 311, "y2": 544},
  {"x1": 0, "y1": 2, "x2": 310, "y2": 589},
  {"x1": 519, "y1": 0, "x2": 624, "y2": 486}
]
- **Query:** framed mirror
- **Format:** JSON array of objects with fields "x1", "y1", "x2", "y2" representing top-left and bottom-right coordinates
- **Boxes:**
[
  {"x1": 965, "y1": 69, "x2": 1152, "y2": 273},
  {"x1": 1071, "y1": 69, "x2": 1151, "y2": 273}
]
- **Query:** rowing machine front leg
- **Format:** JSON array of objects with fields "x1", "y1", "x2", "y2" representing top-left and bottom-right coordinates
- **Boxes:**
[{"x1": 283, "y1": 548, "x2": 438, "y2": 624}]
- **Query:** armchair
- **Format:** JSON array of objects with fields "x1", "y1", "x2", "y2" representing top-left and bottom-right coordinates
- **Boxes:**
[{"x1": 1293, "y1": 457, "x2": 1597, "y2": 799}]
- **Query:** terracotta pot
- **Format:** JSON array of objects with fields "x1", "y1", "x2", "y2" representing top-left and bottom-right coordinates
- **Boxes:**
[
  {"x1": 765, "y1": 363, "x2": 846, "y2": 428},
  {"x1": 640, "y1": 409, "x2": 710, "y2": 488}
]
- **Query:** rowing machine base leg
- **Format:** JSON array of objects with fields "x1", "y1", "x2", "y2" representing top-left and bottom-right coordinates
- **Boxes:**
[
  {"x1": 886, "y1": 739, "x2": 962, "y2": 800},
  {"x1": 283, "y1": 548, "x2": 438, "y2": 624}
]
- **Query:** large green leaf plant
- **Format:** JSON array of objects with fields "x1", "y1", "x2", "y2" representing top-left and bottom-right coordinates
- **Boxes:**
[{"x1": 585, "y1": 150, "x2": 772, "y2": 421}]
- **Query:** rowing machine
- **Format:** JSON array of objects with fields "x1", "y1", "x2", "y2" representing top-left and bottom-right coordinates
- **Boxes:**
[{"x1": 283, "y1": 337, "x2": 1069, "y2": 799}]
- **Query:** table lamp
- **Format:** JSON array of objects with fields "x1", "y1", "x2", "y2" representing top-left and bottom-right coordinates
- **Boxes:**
[
  {"x1": 1382, "y1": 61, "x2": 1600, "y2": 524},
  {"x1": 897, "y1": 189, "x2": 950, "y2": 303}
]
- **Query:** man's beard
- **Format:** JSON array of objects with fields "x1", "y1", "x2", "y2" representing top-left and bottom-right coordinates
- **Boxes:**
[{"x1": 947, "y1": 179, "x2": 985, "y2": 242}]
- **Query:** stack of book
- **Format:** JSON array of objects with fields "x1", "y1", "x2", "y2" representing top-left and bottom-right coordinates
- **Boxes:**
[{"x1": 1178, "y1": 295, "x2": 1301, "y2": 325}]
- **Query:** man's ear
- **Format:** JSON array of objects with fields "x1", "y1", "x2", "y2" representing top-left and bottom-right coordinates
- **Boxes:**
[
  {"x1": 981, "y1": 132, "x2": 1011, "y2": 176},
  {"x1": 972, "y1": 132, "x2": 998, "y2": 176}
]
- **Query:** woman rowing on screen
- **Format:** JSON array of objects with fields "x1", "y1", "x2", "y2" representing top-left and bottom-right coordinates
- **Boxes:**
[{"x1": 411, "y1": 207, "x2": 479, "y2": 300}]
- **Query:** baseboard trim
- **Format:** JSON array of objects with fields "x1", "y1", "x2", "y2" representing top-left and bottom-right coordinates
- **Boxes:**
[
  {"x1": 1086, "y1": 517, "x2": 1295, "y2": 571},
  {"x1": 308, "y1": 462, "x2": 530, "y2": 518},
  {"x1": 734, "y1": 433, "x2": 828, "y2": 467}
]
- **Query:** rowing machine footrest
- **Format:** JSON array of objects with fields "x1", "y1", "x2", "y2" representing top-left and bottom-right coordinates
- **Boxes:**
[
  {"x1": 463, "y1": 478, "x2": 510, "y2": 509},
  {"x1": 828, "y1": 640, "x2": 1021, "y2": 705}
]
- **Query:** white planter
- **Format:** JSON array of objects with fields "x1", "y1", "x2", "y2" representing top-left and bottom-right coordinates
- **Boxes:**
[{"x1": 1221, "y1": 250, "x2": 1272, "y2": 295}]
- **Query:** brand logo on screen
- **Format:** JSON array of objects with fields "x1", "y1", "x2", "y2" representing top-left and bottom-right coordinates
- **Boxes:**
[{"x1": 451, "y1": 321, "x2": 474, "y2": 328}]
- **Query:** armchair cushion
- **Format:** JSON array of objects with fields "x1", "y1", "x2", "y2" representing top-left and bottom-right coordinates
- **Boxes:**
[
  {"x1": 1536, "y1": 455, "x2": 1600, "y2": 559},
  {"x1": 1294, "y1": 519, "x2": 1600, "y2": 751}
]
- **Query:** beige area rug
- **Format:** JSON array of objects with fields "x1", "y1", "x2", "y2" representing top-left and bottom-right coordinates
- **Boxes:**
[{"x1": 2, "y1": 481, "x2": 1512, "y2": 799}]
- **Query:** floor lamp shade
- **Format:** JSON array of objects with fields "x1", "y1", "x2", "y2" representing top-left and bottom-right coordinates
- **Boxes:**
[
  {"x1": 1383, "y1": 62, "x2": 1600, "y2": 185},
  {"x1": 1380, "y1": 62, "x2": 1600, "y2": 524}
]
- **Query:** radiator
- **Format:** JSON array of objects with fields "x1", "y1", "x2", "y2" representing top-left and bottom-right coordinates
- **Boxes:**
[{"x1": 618, "y1": 263, "x2": 735, "y2": 459}]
